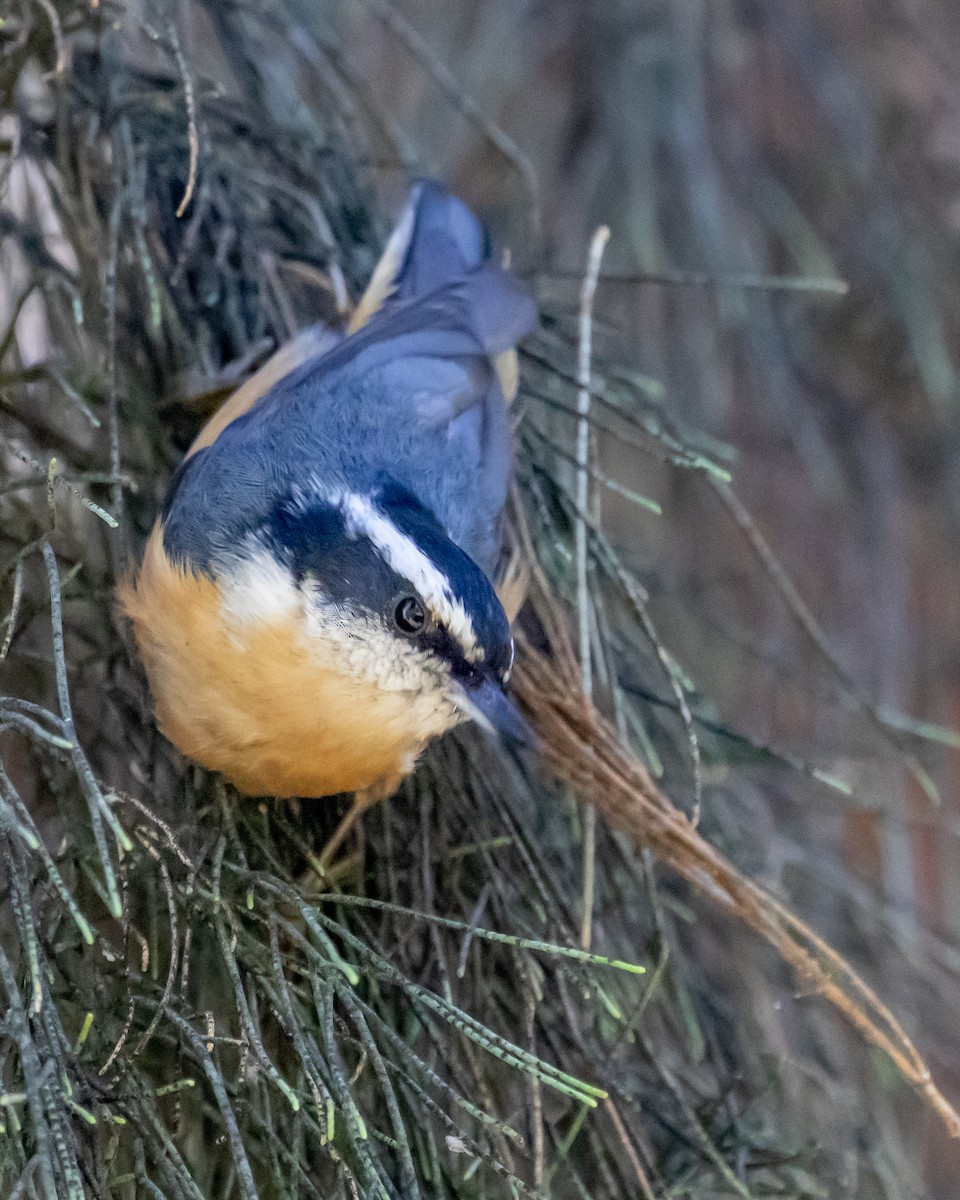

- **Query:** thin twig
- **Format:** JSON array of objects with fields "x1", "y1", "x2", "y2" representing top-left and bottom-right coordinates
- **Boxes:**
[
  {"x1": 45, "y1": 456, "x2": 56, "y2": 531},
  {"x1": 41, "y1": 541, "x2": 126, "y2": 915},
  {"x1": 602, "y1": 1098, "x2": 656, "y2": 1200},
  {"x1": 33, "y1": 0, "x2": 66, "y2": 78},
  {"x1": 7, "y1": 444, "x2": 118, "y2": 527},
  {"x1": 540, "y1": 266, "x2": 849, "y2": 294},
  {"x1": 169, "y1": 22, "x2": 199, "y2": 219},
  {"x1": 105, "y1": 156, "x2": 126, "y2": 556},
  {"x1": 130, "y1": 860, "x2": 180, "y2": 1062},
  {"x1": 576, "y1": 225, "x2": 609, "y2": 952},
  {"x1": 0, "y1": 557, "x2": 25, "y2": 664},
  {"x1": 521, "y1": 957, "x2": 544, "y2": 1188}
]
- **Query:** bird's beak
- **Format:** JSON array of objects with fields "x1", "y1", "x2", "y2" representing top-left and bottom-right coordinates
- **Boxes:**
[{"x1": 455, "y1": 676, "x2": 538, "y2": 749}]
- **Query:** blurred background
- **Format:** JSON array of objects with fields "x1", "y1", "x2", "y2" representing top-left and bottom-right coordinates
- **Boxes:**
[
  {"x1": 337, "y1": 0, "x2": 960, "y2": 1184},
  {"x1": 3, "y1": 0, "x2": 960, "y2": 1196}
]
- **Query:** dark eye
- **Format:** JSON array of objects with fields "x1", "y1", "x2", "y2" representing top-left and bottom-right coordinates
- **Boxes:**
[{"x1": 394, "y1": 595, "x2": 426, "y2": 635}]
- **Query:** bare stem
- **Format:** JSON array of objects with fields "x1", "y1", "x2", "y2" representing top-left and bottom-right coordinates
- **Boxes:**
[{"x1": 576, "y1": 225, "x2": 609, "y2": 951}]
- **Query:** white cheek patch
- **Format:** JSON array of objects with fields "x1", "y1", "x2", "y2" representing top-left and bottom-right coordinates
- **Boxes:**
[
  {"x1": 300, "y1": 586, "x2": 427, "y2": 689},
  {"x1": 220, "y1": 545, "x2": 301, "y2": 627},
  {"x1": 302, "y1": 590, "x2": 463, "y2": 737},
  {"x1": 218, "y1": 551, "x2": 462, "y2": 739}
]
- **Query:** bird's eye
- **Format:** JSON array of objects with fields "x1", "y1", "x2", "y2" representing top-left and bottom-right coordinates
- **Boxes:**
[{"x1": 394, "y1": 595, "x2": 427, "y2": 635}]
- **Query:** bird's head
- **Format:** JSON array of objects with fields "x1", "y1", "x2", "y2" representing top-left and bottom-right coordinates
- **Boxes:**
[{"x1": 219, "y1": 480, "x2": 530, "y2": 749}]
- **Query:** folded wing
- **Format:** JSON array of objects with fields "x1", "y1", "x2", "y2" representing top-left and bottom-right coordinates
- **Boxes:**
[{"x1": 164, "y1": 183, "x2": 535, "y2": 579}]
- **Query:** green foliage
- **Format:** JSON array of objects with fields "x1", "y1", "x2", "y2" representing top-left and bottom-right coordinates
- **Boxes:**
[{"x1": 0, "y1": 1, "x2": 947, "y2": 1197}]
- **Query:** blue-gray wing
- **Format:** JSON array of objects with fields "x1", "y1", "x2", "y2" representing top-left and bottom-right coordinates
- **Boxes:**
[{"x1": 163, "y1": 185, "x2": 535, "y2": 578}]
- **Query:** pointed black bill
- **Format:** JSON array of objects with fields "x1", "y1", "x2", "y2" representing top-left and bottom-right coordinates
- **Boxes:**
[{"x1": 456, "y1": 676, "x2": 539, "y2": 750}]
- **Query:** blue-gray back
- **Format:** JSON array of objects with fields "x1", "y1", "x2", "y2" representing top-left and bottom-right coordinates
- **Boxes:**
[{"x1": 162, "y1": 185, "x2": 535, "y2": 579}]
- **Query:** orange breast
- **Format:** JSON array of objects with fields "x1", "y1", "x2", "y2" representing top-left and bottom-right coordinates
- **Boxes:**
[{"x1": 118, "y1": 529, "x2": 440, "y2": 798}]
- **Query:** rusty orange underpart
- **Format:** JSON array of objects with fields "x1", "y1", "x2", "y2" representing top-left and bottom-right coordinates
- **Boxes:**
[
  {"x1": 126, "y1": 247, "x2": 525, "y2": 797},
  {"x1": 118, "y1": 529, "x2": 430, "y2": 798}
]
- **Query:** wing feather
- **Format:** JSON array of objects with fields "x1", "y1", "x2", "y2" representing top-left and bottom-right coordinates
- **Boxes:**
[{"x1": 166, "y1": 184, "x2": 535, "y2": 578}]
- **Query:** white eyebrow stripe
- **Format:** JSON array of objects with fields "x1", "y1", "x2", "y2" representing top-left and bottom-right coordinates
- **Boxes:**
[{"x1": 336, "y1": 491, "x2": 482, "y2": 662}]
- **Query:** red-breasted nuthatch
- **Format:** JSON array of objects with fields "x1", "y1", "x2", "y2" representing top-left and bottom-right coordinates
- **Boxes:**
[{"x1": 120, "y1": 182, "x2": 536, "y2": 801}]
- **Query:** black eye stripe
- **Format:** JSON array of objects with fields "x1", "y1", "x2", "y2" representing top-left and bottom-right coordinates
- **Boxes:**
[{"x1": 265, "y1": 490, "x2": 513, "y2": 674}]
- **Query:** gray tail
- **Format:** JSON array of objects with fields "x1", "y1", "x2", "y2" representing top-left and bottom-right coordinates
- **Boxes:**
[
  {"x1": 350, "y1": 180, "x2": 534, "y2": 353},
  {"x1": 393, "y1": 180, "x2": 490, "y2": 300},
  {"x1": 394, "y1": 182, "x2": 534, "y2": 354}
]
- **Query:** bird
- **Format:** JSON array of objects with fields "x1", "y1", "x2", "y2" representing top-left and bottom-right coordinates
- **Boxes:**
[{"x1": 119, "y1": 181, "x2": 537, "y2": 811}]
